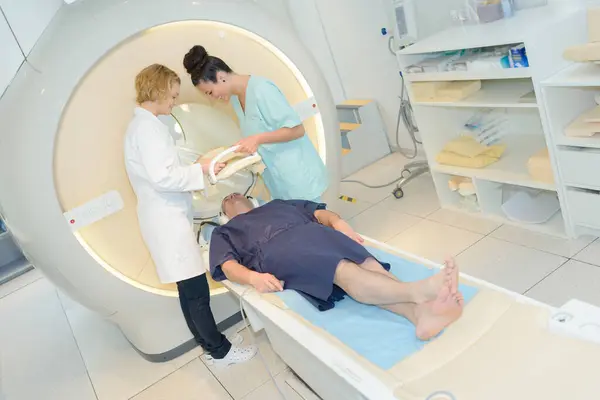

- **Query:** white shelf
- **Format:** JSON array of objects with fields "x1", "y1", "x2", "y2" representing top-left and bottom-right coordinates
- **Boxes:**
[
  {"x1": 542, "y1": 63, "x2": 600, "y2": 87},
  {"x1": 432, "y1": 135, "x2": 555, "y2": 191},
  {"x1": 405, "y1": 68, "x2": 531, "y2": 83},
  {"x1": 413, "y1": 79, "x2": 537, "y2": 108},
  {"x1": 555, "y1": 135, "x2": 600, "y2": 150},
  {"x1": 398, "y1": 3, "x2": 580, "y2": 56}
]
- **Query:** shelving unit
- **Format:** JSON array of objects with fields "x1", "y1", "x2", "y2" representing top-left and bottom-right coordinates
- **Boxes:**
[
  {"x1": 541, "y1": 61, "x2": 600, "y2": 238},
  {"x1": 396, "y1": 3, "x2": 587, "y2": 238}
]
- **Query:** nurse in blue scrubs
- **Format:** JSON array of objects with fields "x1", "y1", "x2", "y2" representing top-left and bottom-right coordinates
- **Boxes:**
[{"x1": 183, "y1": 45, "x2": 328, "y2": 202}]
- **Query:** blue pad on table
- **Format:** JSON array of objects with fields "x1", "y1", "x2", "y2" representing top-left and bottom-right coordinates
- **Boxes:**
[{"x1": 275, "y1": 246, "x2": 478, "y2": 370}]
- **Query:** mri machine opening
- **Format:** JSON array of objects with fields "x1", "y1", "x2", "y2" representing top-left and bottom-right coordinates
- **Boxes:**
[{"x1": 0, "y1": 0, "x2": 340, "y2": 361}]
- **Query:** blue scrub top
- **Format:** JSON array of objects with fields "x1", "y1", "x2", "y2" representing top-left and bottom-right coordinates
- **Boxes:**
[{"x1": 231, "y1": 76, "x2": 328, "y2": 201}]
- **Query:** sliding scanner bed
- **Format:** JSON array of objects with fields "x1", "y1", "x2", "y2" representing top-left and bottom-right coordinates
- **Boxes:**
[{"x1": 220, "y1": 238, "x2": 600, "y2": 400}]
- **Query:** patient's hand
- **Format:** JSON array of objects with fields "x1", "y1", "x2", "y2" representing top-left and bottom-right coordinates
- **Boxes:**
[
  {"x1": 250, "y1": 272, "x2": 284, "y2": 293},
  {"x1": 333, "y1": 220, "x2": 364, "y2": 244}
]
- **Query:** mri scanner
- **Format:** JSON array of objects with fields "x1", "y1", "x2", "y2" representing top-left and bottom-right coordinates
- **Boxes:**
[
  {"x1": 3, "y1": 0, "x2": 600, "y2": 399},
  {"x1": 0, "y1": 0, "x2": 340, "y2": 361}
]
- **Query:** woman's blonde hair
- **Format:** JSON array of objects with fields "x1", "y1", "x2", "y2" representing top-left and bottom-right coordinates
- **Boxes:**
[{"x1": 135, "y1": 64, "x2": 181, "y2": 104}]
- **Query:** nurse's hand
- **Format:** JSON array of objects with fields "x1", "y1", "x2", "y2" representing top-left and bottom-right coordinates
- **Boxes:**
[
  {"x1": 250, "y1": 272, "x2": 284, "y2": 293},
  {"x1": 235, "y1": 136, "x2": 262, "y2": 154}
]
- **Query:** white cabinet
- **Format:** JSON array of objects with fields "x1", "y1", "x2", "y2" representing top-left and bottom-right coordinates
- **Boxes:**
[
  {"x1": 542, "y1": 62, "x2": 600, "y2": 238},
  {"x1": 556, "y1": 147, "x2": 600, "y2": 190},
  {"x1": 0, "y1": 0, "x2": 62, "y2": 55},
  {"x1": 0, "y1": 14, "x2": 23, "y2": 96},
  {"x1": 395, "y1": 3, "x2": 586, "y2": 238},
  {"x1": 566, "y1": 189, "x2": 600, "y2": 231}
]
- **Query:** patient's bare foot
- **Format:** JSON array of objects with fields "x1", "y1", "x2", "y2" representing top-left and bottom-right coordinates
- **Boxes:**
[
  {"x1": 414, "y1": 284, "x2": 463, "y2": 341},
  {"x1": 413, "y1": 259, "x2": 459, "y2": 303}
]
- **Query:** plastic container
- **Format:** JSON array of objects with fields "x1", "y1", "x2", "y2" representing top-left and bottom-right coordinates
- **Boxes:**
[
  {"x1": 476, "y1": 3, "x2": 504, "y2": 23},
  {"x1": 501, "y1": 189, "x2": 560, "y2": 224}
]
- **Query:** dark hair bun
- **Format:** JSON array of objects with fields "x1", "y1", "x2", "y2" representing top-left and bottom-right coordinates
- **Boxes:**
[{"x1": 183, "y1": 45, "x2": 209, "y2": 74}]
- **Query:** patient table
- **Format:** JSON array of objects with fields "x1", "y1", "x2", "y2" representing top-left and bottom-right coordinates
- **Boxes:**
[{"x1": 202, "y1": 238, "x2": 600, "y2": 400}]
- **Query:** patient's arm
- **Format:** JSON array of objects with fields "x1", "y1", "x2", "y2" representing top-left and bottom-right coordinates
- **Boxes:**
[
  {"x1": 222, "y1": 260, "x2": 284, "y2": 293},
  {"x1": 314, "y1": 209, "x2": 364, "y2": 244}
]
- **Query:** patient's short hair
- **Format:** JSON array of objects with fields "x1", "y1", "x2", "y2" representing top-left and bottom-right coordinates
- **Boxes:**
[{"x1": 135, "y1": 64, "x2": 181, "y2": 104}]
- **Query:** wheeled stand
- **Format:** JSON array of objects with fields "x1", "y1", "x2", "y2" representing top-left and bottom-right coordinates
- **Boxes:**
[{"x1": 392, "y1": 160, "x2": 429, "y2": 199}]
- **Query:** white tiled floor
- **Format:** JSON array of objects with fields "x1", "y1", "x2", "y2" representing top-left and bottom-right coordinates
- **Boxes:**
[{"x1": 2, "y1": 153, "x2": 600, "y2": 400}]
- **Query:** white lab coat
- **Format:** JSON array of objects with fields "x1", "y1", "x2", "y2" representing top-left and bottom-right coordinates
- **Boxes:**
[{"x1": 124, "y1": 107, "x2": 206, "y2": 283}]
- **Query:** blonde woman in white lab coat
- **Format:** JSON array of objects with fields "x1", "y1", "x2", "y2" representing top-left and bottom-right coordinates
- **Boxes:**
[{"x1": 124, "y1": 64, "x2": 256, "y2": 365}]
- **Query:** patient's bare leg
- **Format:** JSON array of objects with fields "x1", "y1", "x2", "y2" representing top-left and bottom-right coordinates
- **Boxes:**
[
  {"x1": 349, "y1": 280, "x2": 463, "y2": 341},
  {"x1": 358, "y1": 258, "x2": 402, "y2": 282},
  {"x1": 357, "y1": 257, "x2": 460, "y2": 302},
  {"x1": 334, "y1": 261, "x2": 463, "y2": 340},
  {"x1": 334, "y1": 260, "x2": 425, "y2": 305}
]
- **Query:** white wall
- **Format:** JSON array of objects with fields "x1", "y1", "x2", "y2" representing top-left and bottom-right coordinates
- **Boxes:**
[
  {"x1": 0, "y1": 0, "x2": 62, "y2": 54},
  {"x1": 0, "y1": 14, "x2": 23, "y2": 98},
  {"x1": 2, "y1": 0, "x2": 411, "y2": 147},
  {"x1": 0, "y1": 0, "x2": 62, "y2": 97},
  {"x1": 313, "y1": 0, "x2": 408, "y2": 147},
  {"x1": 287, "y1": 0, "x2": 346, "y2": 104}
]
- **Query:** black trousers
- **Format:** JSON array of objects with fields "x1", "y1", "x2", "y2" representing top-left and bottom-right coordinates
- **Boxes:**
[{"x1": 176, "y1": 273, "x2": 232, "y2": 359}]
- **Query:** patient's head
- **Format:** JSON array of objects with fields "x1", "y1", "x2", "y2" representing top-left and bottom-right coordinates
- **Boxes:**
[{"x1": 221, "y1": 193, "x2": 255, "y2": 220}]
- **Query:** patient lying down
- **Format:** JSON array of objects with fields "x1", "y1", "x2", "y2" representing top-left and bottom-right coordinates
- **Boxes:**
[{"x1": 209, "y1": 194, "x2": 464, "y2": 340}]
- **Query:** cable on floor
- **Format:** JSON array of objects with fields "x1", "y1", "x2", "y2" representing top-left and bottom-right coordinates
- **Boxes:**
[{"x1": 340, "y1": 72, "x2": 422, "y2": 189}]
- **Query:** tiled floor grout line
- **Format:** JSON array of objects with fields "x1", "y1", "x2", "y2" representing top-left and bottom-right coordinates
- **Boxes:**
[
  {"x1": 572, "y1": 237, "x2": 598, "y2": 262},
  {"x1": 488, "y1": 235, "x2": 597, "y2": 264},
  {"x1": 55, "y1": 289, "x2": 100, "y2": 400},
  {"x1": 0, "y1": 272, "x2": 43, "y2": 300},
  {"x1": 126, "y1": 358, "x2": 208, "y2": 400},
  {"x1": 523, "y1": 257, "x2": 571, "y2": 296}
]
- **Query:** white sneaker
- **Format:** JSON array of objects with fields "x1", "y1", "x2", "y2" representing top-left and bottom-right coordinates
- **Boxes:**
[
  {"x1": 205, "y1": 345, "x2": 257, "y2": 366},
  {"x1": 227, "y1": 332, "x2": 244, "y2": 346}
]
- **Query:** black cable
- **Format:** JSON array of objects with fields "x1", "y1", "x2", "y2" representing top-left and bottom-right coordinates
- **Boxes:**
[
  {"x1": 341, "y1": 72, "x2": 423, "y2": 189},
  {"x1": 243, "y1": 172, "x2": 256, "y2": 196}
]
